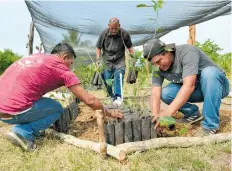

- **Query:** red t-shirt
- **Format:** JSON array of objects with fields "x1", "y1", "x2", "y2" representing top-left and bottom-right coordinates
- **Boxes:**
[{"x1": 0, "y1": 53, "x2": 80, "y2": 114}]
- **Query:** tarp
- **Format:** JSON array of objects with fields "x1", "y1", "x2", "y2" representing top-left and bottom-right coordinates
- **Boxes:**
[{"x1": 25, "y1": 1, "x2": 231, "y2": 63}]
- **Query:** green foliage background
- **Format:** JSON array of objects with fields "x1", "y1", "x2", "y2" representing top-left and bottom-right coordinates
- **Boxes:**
[
  {"x1": 0, "y1": 49, "x2": 21, "y2": 75},
  {"x1": 195, "y1": 39, "x2": 231, "y2": 75}
]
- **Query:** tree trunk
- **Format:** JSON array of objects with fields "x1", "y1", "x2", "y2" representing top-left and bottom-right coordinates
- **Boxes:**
[
  {"x1": 117, "y1": 133, "x2": 232, "y2": 154},
  {"x1": 51, "y1": 130, "x2": 127, "y2": 161}
]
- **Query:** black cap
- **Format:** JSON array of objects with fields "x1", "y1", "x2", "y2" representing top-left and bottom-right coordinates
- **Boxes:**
[{"x1": 143, "y1": 39, "x2": 175, "y2": 61}]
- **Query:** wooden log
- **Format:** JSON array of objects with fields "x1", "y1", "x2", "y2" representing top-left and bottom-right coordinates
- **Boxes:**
[
  {"x1": 96, "y1": 110, "x2": 107, "y2": 156},
  {"x1": 51, "y1": 130, "x2": 127, "y2": 161},
  {"x1": 117, "y1": 133, "x2": 232, "y2": 154}
]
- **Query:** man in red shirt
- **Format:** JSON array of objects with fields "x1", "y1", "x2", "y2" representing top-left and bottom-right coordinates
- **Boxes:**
[{"x1": 0, "y1": 43, "x2": 123, "y2": 151}]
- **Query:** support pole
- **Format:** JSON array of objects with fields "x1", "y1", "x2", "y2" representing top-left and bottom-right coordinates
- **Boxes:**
[
  {"x1": 187, "y1": 25, "x2": 196, "y2": 45},
  {"x1": 28, "y1": 22, "x2": 35, "y2": 55},
  {"x1": 96, "y1": 110, "x2": 107, "y2": 156}
]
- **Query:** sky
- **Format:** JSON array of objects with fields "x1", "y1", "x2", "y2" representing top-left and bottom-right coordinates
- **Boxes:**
[{"x1": 0, "y1": 0, "x2": 231, "y2": 56}]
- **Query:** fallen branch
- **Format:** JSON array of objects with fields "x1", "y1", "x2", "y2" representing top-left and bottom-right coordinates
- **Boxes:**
[
  {"x1": 117, "y1": 133, "x2": 232, "y2": 154},
  {"x1": 51, "y1": 130, "x2": 126, "y2": 161}
]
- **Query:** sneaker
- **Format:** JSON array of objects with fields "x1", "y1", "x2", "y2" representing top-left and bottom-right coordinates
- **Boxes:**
[
  {"x1": 194, "y1": 127, "x2": 217, "y2": 137},
  {"x1": 6, "y1": 132, "x2": 37, "y2": 152},
  {"x1": 176, "y1": 110, "x2": 203, "y2": 124},
  {"x1": 113, "y1": 97, "x2": 123, "y2": 106}
]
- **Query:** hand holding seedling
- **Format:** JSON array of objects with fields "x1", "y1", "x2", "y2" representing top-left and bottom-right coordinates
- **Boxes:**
[{"x1": 152, "y1": 111, "x2": 176, "y2": 131}]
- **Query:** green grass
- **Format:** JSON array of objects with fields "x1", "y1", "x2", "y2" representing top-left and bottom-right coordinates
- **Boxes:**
[{"x1": 0, "y1": 130, "x2": 231, "y2": 171}]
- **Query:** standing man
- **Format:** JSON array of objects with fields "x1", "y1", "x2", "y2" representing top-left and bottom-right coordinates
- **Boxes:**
[
  {"x1": 0, "y1": 43, "x2": 123, "y2": 152},
  {"x1": 143, "y1": 39, "x2": 230, "y2": 136},
  {"x1": 96, "y1": 17, "x2": 134, "y2": 105}
]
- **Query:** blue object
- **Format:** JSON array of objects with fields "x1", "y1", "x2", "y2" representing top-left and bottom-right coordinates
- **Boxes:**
[
  {"x1": 0, "y1": 98, "x2": 63, "y2": 141},
  {"x1": 161, "y1": 66, "x2": 230, "y2": 130},
  {"x1": 102, "y1": 67, "x2": 125, "y2": 98}
]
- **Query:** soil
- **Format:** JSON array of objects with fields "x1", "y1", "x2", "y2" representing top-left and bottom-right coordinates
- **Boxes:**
[{"x1": 69, "y1": 97, "x2": 231, "y2": 142}]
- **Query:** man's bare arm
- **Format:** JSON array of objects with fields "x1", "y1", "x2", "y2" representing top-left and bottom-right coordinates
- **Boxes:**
[
  {"x1": 151, "y1": 86, "x2": 162, "y2": 117},
  {"x1": 69, "y1": 84, "x2": 123, "y2": 118},
  {"x1": 96, "y1": 48, "x2": 101, "y2": 60}
]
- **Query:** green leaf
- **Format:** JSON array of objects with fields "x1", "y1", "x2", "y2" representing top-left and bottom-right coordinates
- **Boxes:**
[
  {"x1": 106, "y1": 79, "x2": 114, "y2": 86},
  {"x1": 149, "y1": 18, "x2": 155, "y2": 20},
  {"x1": 153, "y1": 5, "x2": 158, "y2": 11},
  {"x1": 157, "y1": 0, "x2": 163, "y2": 8},
  {"x1": 153, "y1": 73, "x2": 160, "y2": 78},
  {"x1": 62, "y1": 93, "x2": 66, "y2": 99},
  {"x1": 158, "y1": 116, "x2": 176, "y2": 127},
  {"x1": 137, "y1": 4, "x2": 148, "y2": 8},
  {"x1": 129, "y1": 54, "x2": 134, "y2": 58},
  {"x1": 152, "y1": 0, "x2": 157, "y2": 4},
  {"x1": 178, "y1": 127, "x2": 189, "y2": 135},
  {"x1": 156, "y1": 28, "x2": 162, "y2": 33}
]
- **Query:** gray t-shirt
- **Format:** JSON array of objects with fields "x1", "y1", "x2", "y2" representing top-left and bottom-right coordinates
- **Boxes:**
[
  {"x1": 152, "y1": 44, "x2": 224, "y2": 86},
  {"x1": 96, "y1": 28, "x2": 133, "y2": 69}
]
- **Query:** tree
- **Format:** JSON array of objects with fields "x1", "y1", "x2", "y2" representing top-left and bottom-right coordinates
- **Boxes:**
[
  {"x1": 62, "y1": 30, "x2": 93, "y2": 48},
  {"x1": 195, "y1": 39, "x2": 231, "y2": 74},
  {"x1": 62, "y1": 30, "x2": 82, "y2": 47},
  {"x1": 0, "y1": 49, "x2": 21, "y2": 75}
]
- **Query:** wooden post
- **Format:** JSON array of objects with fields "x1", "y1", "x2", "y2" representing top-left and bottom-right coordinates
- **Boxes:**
[
  {"x1": 28, "y1": 22, "x2": 34, "y2": 55},
  {"x1": 96, "y1": 110, "x2": 107, "y2": 156},
  {"x1": 187, "y1": 25, "x2": 196, "y2": 45}
]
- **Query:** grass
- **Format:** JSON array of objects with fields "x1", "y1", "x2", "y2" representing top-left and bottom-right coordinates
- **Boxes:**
[{"x1": 0, "y1": 124, "x2": 231, "y2": 171}]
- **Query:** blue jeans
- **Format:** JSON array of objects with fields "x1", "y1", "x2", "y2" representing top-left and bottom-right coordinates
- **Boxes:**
[
  {"x1": 161, "y1": 66, "x2": 230, "y2": 130},
  {"x1": 103, "y1": 67, "x2": 125, "y2": 98},
  {"x1": 0, "y1": 97, "x2": 63, "y2": 141}
]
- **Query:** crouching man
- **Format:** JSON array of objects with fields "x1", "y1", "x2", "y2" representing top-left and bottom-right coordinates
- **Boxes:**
[
  {"x1": 0, "y1": 43, "x2": 123, "y2": 151},
  {"x1": 143, "y1": 39, "x2": 230, "y2": 136}
]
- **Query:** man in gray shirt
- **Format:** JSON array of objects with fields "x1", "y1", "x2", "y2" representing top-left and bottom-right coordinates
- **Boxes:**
[
  {"x1": 143, "y1": 39, "x2": 230, "y2": 136},
  {"x1": 96, "y1": 17, "x2": 134, "y2": 105}
]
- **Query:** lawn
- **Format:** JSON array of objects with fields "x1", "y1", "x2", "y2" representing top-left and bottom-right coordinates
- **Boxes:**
[{"x1": 0, "y1": 124, "x2": 231, "y2": 171}]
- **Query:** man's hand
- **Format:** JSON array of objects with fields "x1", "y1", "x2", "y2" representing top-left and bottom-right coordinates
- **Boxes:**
[
  {"x1": 152, "y1": 110, "x2": 173, "y2": 130},
  {"x1": 104, "y1": 107, "x2": 124, "y2": 119}
]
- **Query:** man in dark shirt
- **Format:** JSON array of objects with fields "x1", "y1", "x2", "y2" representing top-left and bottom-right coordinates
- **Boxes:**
[{"x1": 96, "y1": 17, "x2": 134, "y2": 105}]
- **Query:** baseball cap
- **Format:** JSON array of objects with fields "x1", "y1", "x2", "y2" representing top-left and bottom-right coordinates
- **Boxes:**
[{"x1": 143, "y1": 39, "x2": 175, "y2": 61}]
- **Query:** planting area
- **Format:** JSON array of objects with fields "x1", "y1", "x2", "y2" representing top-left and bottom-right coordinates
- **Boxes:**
[{"x1": 69, "y1": 95, "x2": 231, "y2": 143}]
